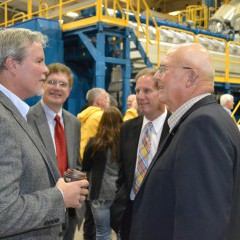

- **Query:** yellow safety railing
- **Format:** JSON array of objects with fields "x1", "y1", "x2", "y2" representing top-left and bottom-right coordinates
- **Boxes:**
[
  {"x1": 178, "y1": 5, "x2": 209, "y2": 29},
  {"x1": 226, "y1": 41, "x2": 240, "y2": 84},
  {"x1": 0, "y1": 0, "x2": 129, "y2": 30},
  {"x1": 231, "y1": 101, "x2": 240, "y2": 124},
  {"x1": 129, "y1": 0, "x2": 159, "y2": 61}
]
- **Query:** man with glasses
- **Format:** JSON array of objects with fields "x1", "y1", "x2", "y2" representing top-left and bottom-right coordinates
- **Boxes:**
[
  {"x1": 129, "y1": 43, "x2": 240, "y2": 240},
  {"x1": 27, "y1": 62, "x2": 82, "y2": 240}
]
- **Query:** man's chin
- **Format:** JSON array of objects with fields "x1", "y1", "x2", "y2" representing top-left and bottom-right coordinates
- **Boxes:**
[{"x1": 36, "y1": 88, "x2": 44, "y2": 96}]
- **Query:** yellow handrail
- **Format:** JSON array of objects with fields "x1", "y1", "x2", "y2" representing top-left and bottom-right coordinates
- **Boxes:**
[
  {"x1": 231, "y1": 101, "x2": 240, "y2": 123},
  {"x1": 11, "y1": 12, "x2": 27, "y2": 25},
  {"x1": 178, "y1": 5, "x2": 208, "y2": 29}
]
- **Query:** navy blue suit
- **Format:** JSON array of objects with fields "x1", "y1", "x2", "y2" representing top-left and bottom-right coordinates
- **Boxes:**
[{"x1": 130, "y1": 96, "x2": 240, "y2": 240}]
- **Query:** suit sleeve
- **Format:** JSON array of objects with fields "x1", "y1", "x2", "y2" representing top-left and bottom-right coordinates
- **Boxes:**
[
  {"x1": 0, "y1": 116, "x2": 65, "y2": 238},
  {"x1": 173, "y1": 115, "x2": 234, "y2": 240}
]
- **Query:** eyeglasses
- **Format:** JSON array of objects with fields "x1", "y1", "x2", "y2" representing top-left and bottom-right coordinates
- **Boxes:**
[
  {"x1": 158, "y1": 65, "x2": 193, "y2": 74},
  {"x1": 46, "y1": 79, "x2": 69, "y2": 89}
]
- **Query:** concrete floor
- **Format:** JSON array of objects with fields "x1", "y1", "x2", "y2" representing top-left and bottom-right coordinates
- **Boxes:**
[{"x1": 74, "y1": 221, "x2": 117, "y2": 240}]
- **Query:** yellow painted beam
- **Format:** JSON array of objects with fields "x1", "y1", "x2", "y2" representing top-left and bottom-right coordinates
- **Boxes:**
[{"x1": 61, "y1": 17, "x2": 99, "y2": 31}]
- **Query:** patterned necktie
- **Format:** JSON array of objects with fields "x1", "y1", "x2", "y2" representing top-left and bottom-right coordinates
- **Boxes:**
[
  {"x1": 54, "y1": 114, "x2": 68, "y2": 177},
  {"x1": 134, "y1": 122, "x2": 153, "y2": 194}
]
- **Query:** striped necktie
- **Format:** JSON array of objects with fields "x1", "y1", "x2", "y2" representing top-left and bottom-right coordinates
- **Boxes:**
[{"x1": 134, "y1": 122, "x2": 153, "y2": 194}]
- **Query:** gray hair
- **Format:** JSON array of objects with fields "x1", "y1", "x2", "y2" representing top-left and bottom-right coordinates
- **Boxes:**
[
  {"x1": 86, "y1": 88, "x2": 106, "y2": 105},
  {"x1": 0, "y1": 28, "x2": 48, "y2": 72},
  {"x1": 220, "y1": 94, "x2": 233, "y2": 106}
]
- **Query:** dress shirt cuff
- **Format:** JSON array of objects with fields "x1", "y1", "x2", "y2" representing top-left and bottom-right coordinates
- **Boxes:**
[{"x1": 56, "y1": 186, "x2": 66, "y2": 211}]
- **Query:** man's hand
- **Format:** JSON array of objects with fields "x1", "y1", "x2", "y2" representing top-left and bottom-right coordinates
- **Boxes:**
[{"x1": 56, "y1": 178, "x2": 89, "y2": 209}]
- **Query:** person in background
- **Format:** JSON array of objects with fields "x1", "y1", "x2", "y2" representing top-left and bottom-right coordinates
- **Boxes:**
[
  {"x1": 82, "y1": 106, "x2": 123, "y2": 240},
  {"x1": 123, "y1": 94, "x2": 138, "y2": 121},
  {"x1": 123, "y1": 99, "x2": 138, "y2": 121},
  {"x1": 109, "y1": 94, "x2": 119, "y2": 108},
  {"x1": 0, "y1": 28, "x2": 88, "y2": 239},
  {"x1": 126, "y1": 94, "x2": 136, "y2": 109},
  {"x1": 27, "y1": 63, "x2": 83, "y2": 240},
  {"x1": 220, "y1": 93, "x2": 234, "y2": 115},
  {"x1": 111, "y1": 68, "x2": 170, "y2": 239},
  {"x1": 77, "y1": 88, "x2": 110, "y2": 240},
  {"x1": 78, "y1": 88, "x2": 110, "y2": 160},
  {"x1": 130, "y1": 43, "x2": 240, "y2": 240}
]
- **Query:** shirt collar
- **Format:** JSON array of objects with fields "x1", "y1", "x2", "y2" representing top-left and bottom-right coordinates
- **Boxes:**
[
  {"x1": 142, "y1": 108, "x2": 167, "y2": 133},
  {"x1": 168, "y1": 93, "x2": 211, "y2": 131},
  {"x1": 0, "y1": 84, "x2": 30, "y2": 120},
  {"x1": 41, "y1": 99, "x2": 63, "y2": 121}
]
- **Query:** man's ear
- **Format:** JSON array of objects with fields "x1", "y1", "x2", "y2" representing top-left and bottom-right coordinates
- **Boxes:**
[
  {"x1": 5, "y1": 57, "x2": 19, "y2": 75},
  {"x1": 186, "y1": 69, "x2": 198, "y2": 88}
]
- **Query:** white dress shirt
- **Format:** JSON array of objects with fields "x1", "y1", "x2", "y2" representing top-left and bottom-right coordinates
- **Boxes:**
[
  {"x1": 0, "y1": 84, "x2": 29, "y2": 120},
  {"x1": 130, "y1": 109, "x2": 167, "y2": 200},
  {"x1": 41, "y1": 100, "x2": 64, "y2": 154}
]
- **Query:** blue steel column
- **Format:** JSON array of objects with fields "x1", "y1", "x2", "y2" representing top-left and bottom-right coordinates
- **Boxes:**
[
  {"x1": 95, "y1": 23, "x2": 106, "y2": 88},
  {"x1": 122, "y1": 28, "x2": 131, "y2": 113}
]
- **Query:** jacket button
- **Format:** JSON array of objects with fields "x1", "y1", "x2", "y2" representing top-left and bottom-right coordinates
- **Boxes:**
[{"x1": 59, "y1": 232, "x2": 63, "y2": 237}]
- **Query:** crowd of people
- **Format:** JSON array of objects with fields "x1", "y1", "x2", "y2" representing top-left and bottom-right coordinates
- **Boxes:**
[{"x1": 1, "y1": 28, "x2": 240, "y2": 240}]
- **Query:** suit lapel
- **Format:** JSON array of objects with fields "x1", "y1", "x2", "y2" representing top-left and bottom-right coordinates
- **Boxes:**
[
  {"x1": 0, "y1": 92, "x2": 60, "y2": 182},
  {"x1": 33, "y1": 102, "x2": 56, "y2": 162},
  {"x1": 137, "y1": 95, "x2": 216, "y2": 195},
  {"x1": 158, "y1": 110, "x2": 171, "y2": 147},
  {"x1": 63, "y1": 110, "x2": 74, "y2": 168}
]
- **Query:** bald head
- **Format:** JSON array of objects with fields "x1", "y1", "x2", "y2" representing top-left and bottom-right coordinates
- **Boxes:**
[
  {"x1": 154, "y1": 43, "x2": 215, "y2": 112},
  {"x1": 168, "y1": 43, "x2": 215, "y2": 83}
]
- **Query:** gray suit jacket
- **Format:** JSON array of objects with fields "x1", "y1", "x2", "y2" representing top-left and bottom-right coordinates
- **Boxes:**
[
  {"x1": 27, "y1": 101, "x2": 82, "y2": 221},
  {"x1": 0, "y1": 92, "x2": 65, "y2": 239}
]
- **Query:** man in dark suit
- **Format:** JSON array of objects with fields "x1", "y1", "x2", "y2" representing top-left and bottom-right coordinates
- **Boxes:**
[
  {"x1": 130, "y1": 43, "x2": 240, "y2": 240},
  {"x1": 0, "y1": 28, "x2": 88, "y2": 239},
  {"x1": 27, "y1": 63, "x2": 83, "y2": 240},
  {"x1": 111, "y1": 68, "x2": 170, "y2": 239}
]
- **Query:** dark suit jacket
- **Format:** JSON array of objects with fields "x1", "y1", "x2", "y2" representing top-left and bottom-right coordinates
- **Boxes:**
[
  {"x1": 0, "y1": 92, "x2": 65, "y2": 239},
  {"x1": 27, "y1": 101, "x2": 82, "y2": 221},
  {"x1": 130, "y1": 95, "x2": 240, "y2": 240},
  {"x1": 110, "y1": 111, "x2": 170, "y2": 232}
]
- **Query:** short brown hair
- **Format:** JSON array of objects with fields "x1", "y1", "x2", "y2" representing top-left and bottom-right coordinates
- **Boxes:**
[
  {"x1": 135, "y1": 67, "x2": 158, "y2": 89},
  {"x1": 47, "y1": 63, "x2": 74, "y2": 87}
]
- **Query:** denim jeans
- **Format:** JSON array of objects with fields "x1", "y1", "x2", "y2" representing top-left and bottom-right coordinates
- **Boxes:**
[{"x1": 90, "y1": 200, "x2": 113, "y2": 240}]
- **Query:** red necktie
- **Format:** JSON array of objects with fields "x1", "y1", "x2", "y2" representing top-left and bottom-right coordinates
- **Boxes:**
[{"x1": 54, "y1": 114, "x2": 68, "y2": 176}]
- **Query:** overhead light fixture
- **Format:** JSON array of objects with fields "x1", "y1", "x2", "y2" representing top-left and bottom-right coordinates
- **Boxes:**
[
  {"x1": 66, "y1": 11, "x2": 79, "y2": 18},
  {"x1": 168, "y1": 11, "x2": 180, "y2": 16}
]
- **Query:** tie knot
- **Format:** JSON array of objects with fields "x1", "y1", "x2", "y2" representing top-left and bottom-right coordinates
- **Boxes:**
[
  {"x1": 55, "y1": 114, "x2": 61, "y2": 123},
  {"x1": 146, "y1": 122, "x2": 153, "y2": 131}
]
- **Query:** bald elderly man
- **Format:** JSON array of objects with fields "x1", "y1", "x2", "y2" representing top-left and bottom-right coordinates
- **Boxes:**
[{"x1": 130, "y1": 43, "x2": 240, "y2": 240}]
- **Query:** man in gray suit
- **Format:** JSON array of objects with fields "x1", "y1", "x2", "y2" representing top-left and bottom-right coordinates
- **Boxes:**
[
  {"x1": 0, "y1": 28, "x2": 88, "y2": 239},
  {"x1": 27, "y1": 63, "x2": 83, "y2": 240}
]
